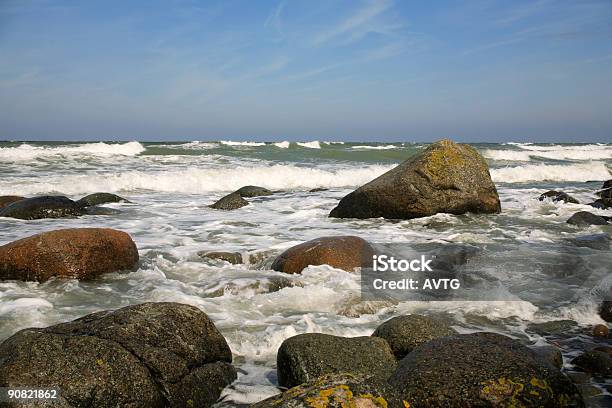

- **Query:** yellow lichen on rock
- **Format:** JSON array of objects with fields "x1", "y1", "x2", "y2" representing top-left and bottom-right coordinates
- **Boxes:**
[{"x1": 304, "y1": 385, "x2": 389, "y2": 408}]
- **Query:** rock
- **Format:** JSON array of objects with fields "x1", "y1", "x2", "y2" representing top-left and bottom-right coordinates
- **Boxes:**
[
  {"x1": 538, "y1": 190, "x2": 579, "y2": 204},
  {"x1": 198, "y1": 251, "x2": 243, "y2": 264},
  {"x1": 309, "y1": 187, "x2": 328, "y2": 192},
  {"x1": 234, "y1": 185, "x2": 273, "y2": 197},
  {"x1": 0, "y1": 195, "x2": 24, "y2": 209},
  {"x1": 0, "y1": 302, "x2": 236, "y2": 408},
  {"x1": 600, "y1": 301, "x2": 612, "y2": 322},
  {"x1": 593, "y1": 324, "x2": 609, "y2": 338},
  {"x1": 527, "y1": 320, "x2": 578, "y2": 336},
  {"x1": 597, "y1": 188, "x2": 612, "y2": 199},
  {"x1": 276, "y1": 333, "x2": 396, "y2": 388},
  {"x1": 603, "y1": 180, "x2": 612, "y2": 189},
  {"x1": 567, "y1": 233, "x2": 611, "y2": 250},
  {"x1": 572, "y1": 351, "x2": 611, "y2": 377},
  {"x1": 389, "y1": 332, "x2": 583, "y2": 408},
  {"x1": 271, "y1": 236, "x2": 375, "y2": 274},
  {"x1": 371, "y1": 315, "x2": 455, "y2": 360},
  {"x1": 588, "y1": 198, "x2": 612, "y2": 209},
  {"x1": 329, "y1": 139, "x2": 501, "y2": 220},
  {"x1": 0, "y1": 228, "x2": 139, "y2": 282},
  {"x1": 530, "y1": 345, "x2": 563, "y2": 369},
  {"x1": 251, "y1": 373, "x2": 406, "y2": 408},
  {"x1": 209, "y1": 192, "x2": 248, "y2": 210},
  {"x1": 0, "y1": 195, "x2": 84, "y2": 219},
  {"x1": 567, "y1": 211, "x2": 608, "y2": 226},
  {"x1": 76, "y1": 192, "x2": 130, "y2": 207}
]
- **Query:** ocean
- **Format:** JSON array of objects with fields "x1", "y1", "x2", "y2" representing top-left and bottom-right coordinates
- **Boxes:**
[{"x1": 0, "y1": 140, "x2": 611, "y2": 405}]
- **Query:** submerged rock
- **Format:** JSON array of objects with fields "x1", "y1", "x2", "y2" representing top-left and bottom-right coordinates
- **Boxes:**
[
  {"x1": 538, "y1": 190, "x2": 579, "y2": 204},
  {"x1": 567, "y1": 233, "x2": 611, "y2": 250},
  {"x1": 527, "y1": 320, "x2": 578, "y2": 336},
  {"x1": 329, "y1": 139, "x2": 501, "y2": 220},
  {"x1": 0, "y1": 195, "x2": 24, "y2": 209},
  {"x1": 209, "y1": 192, "x2": 248, "y2": 210},
  {"x1": 251, "y1": 373, "x2": 405, "y2": 408},
  {"x1": 77, "y1": 192, "x2": 130, "y2": 207},
  {"x1": 389, "y1": 332, "x2": 583, "y2": 407},
  {"x1": 234, "y1": 185, "x2": 273, "y2": 197},
  {"x1": 600, "y1": 301, "x2": 612, "y2": 322},
  {"x1": 588, "y1": 198, "x2": 612, "y2": 209},
  {"x1": 0, "y1": 228, "x2": 139, "y2": 282},
  {"x1": 567, "y1": 211, "x2": 609, "y2": 226},
  {"x1": 372, "y1": 314, "x2": 455, "y2": 360},
  {"x1": 572, "y1": 350, "x2": 611, "y2": 377},
  {"x1": 276, "y1": 333, "x2": 396, "y2": 388},
  {"x1": 271, "y1": 236, "x2": 375, "y2": 274},
  {"x1": 198, "y1": 250, "x2": 243, "y2": 264},
  {"x1": 0, "y1": 302, "x2": 236, "y2": 408},
  {"x1": 0, "y1": 195, "x2": 84, "y2": 219}
]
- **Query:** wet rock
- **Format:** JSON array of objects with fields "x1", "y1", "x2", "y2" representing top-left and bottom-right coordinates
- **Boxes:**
[
  {"x1": 389, "y1": 332, "x2": 583, "y2": 408},
  {"x1": 0, "y1": 195, "x2": 24, "y2": 209},
  {"x1": 596, "y1": 188, "x2": 612, "y2": 199},
  {"x1": 329, "y1": 139, "x2": 501, "y2": 220},
  {"x1": 266, "y1": 276, "x2": 303, "y2": 292},
  {"x1": 309, "y1": 187, "x2": 328, "y2": 192},
  {"x1": 593, "y1": 324, "x2": 609, "y2": 338},
  {"x1": 371, "y1": 315, "x2": 455, "y2": 360},
  {"x1": 251, "y1": 373, "x2": 406, "y2": 408},
  {"x1": 603, "y1": 180, "x2": 612, "y2": 189},
  {"x1": 276, "y1": 333, "x2": 396, "y2": 388},
  {"x1": 209, "y1": 192, "x2": 248, "y2": 210},
  {"x1": 567, "y1": 211, "x2": 608, "y2": 226},
  {"x1": 0, "y1": 302, "x2": 236, "y2": 408},
  {"x1": 198, "y1": 251, "x2": 243, "y2": 264},
  {"x1": 0, "y1": 228, "x2": 139, "y2": 282},
  {"x1": 538, "y1": 190, "x2": 579, "y2": 204},
  {"x1": 567, "y1": 233, "x2": 610, "y2": 250},
  {"x1": 76, "y1": 192, "x2": 130, "y2": 207},
  {"x1": 571, "y1": 350, "x2": 611, "y2": 377},
  {"x1": 271, "y1": 236, "x2": 375, "y2": 274},
  {"x1": 588, "y1": 198, "x2": 612, "y2": 209},
  {"x1": 0, "y1": 195, "x2": 84, "y2": 219},
  {"x1": 600, "y1": 301, "x2": 612, "y2": 322},
  {"x1": 527, "y1": 320, "x2": 578, "y2": 336},
  {"x1": 234, "y1": 185, "x2": 273, "y2": 197},
  {"x1": 530, "y1": 345, "x2": 563, "y2": 369}
]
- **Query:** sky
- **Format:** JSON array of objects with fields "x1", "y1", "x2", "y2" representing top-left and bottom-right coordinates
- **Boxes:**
[{"x1": 0, "y1": 0, "x2": 611, "y2": 142}]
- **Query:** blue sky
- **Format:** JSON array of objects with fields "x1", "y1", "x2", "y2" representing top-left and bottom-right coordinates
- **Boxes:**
[{"x1": 0, "y1": 0, "x2": 611, "y2": 142}]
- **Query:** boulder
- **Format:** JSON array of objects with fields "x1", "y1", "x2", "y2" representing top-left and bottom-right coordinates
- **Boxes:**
[
  {"x1": 538, "y1": 190, "x2": 579, "y2": 204},
  {"x1": 371, "y1": 315, "x2": 455, "y2": 360},
  {"x1": 76, "y1": 192, "x2": 130, "y2": 207},
  {"x1": 593, "y1": 324, "x2": 608, "y2": 338},
  {"x1": 0, "y1": 228, "x2": 139, "y2": 282},
  {"x1": 603, "y1": 180, "x2": 612, "y2": 189},
  {"x1": 600, "y1": 301, "x2": 612, "y2": 322},
  {"x1": 234, "y1": 185, "x2": 273, "y2": 197},
  {"x1": 209, "y1": 192, "x2": 248, "y2": 210},
  {"x1": 251, "y1": 373, "x2": 406, "y2": 408},
  {"x1": 597, "y1": 188, "x2": 612, "y2": 199},
  {"x1": 198, "y1": 251, "x2": 243, "y2": 264},
  {"x1": 388, "y1": 332, "x2": 583, "y2": 408},
  {"x1": 0, "y1": 302, "x2": 236, "y2": 408},
  {"x1": 276, "y1": 333, "x2": 396, "y2": 388},
  {"x1": 530, "y1": 345, "x2": 563, "y2": 369},
  {"x1": 271, "y1": 236, "x2": 374, "y2": 274},
  {"x1": 0, "y1": 195, "x2": 24, "y2": 209},
  {"x1": 588, "y1": 199, "x2": 612, "y2": 209},
  {"x1": 567, "y1": 212, "x2": 609, "y2": 226},
  {"x1": 572, "y1": 351, "x2": 611, "y2": 377},
  {"x1": 329, "y1": 139, "x2": 501, "y2": 220},
  {"x1": 0, "y1": 195, "x2": 84, "y2": 219}
]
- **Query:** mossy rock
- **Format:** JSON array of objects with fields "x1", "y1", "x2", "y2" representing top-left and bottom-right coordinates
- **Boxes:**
[
  {"x1": 0, "y1": 196, "x2": 84, "y2": 219},
  {"x1": 209, "y1": 192, "x2": 248, "y2": 210},
  {"x1": 76, "y1": 192, "x2": 131, "y2": 207},
  {"x1": 234, "y1": 185, "x2": 273, "y2": 197}
]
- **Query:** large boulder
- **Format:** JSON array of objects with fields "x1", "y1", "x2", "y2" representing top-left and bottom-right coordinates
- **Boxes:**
[
  {"x1": 538, "y1": 190, "x2": 579, "y2": 204},
  {"x1": 0, "y1": 302, "x2": 236, "y2": 408},
  {"x1": 0, "y1": 228, "x2": 139, "y2": 282},
  {"x1": 0, "y1": 195, "x2": 24, "y2": 209},
  {"x1": 329, "y1": 139, "x2": 501, "y2": 219},
  {"x1": 372, "y1": 315, "x2": 455, "y2": 360},
  {"x1": 235, "y1": 185, "x2": 273, "y2": 197},
  {"x1": 567, "y1": 211, "x2": 608, "y2": 226},
  {"x1": 271, "y1": 236, "x2": 374, "y2": 274},
  {"x1": 388, "y1": 332, "x2": 583, "y2": 407},
  {"x1": 0, "y1": 195, "x2": 84, "y2": 219},
  {"x1": 251, "y1": 373, "x2": 406, "y2": 408},
  {"x1": 276, "y1": 333, "x2": 396, "y2": 388},
  {"x1": 76, "y1": 192, "x2": 130, "y2": 207},
  {"x1": 209, "y1": 192, "x2": 248, "y2": 210}
]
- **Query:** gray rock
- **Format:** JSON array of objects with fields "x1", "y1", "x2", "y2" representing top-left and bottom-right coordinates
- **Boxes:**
[
  {"x1": 597, "y1": 188, "x2": 612, "y2": 199},
  {"x1": 372, "y1": 315, "x2": 455, "y2": 360},
  {"x1": 572, "y1": 350, "x2": 611, "y2": 377},
  {"x1": 329, "y1": 139, "x2": 501, "y2": 220},
  {"x1": 76, "y1": 192, "x2": 130, "y2": 207},
  {"x1": 198, "y1": 251, "x2": 243, "y2": 264},
  {"x1": 567, "y1": 211, "x2": 608, "y2": 226},
  {"x1": 567, "y1": 233, "x2": 611, "y2": 250},
  {"x1": 527, "y1": 320, "x2": 578, "y2": 336},
  {"x1": 276, "y1": 333, "x2": 396, "y2": 388},
  {"x1": 530, "y1": 345, "x2": 563, "y2": 369},
  {"x1": 234, "y1": 185, "x2": 273, "y2": 197},
  {"x1": 0, "y1": 302, "x2": 236, "y2": 408},
  {"x1": 209, "y1": 192, "x2": 248, "y2": 210},
  {"x1": 0, "y1": 196, "x2": 84, "y2": 220},
  {"x1": 588, "y1": 199, "x2": 612, "y2": 209},
  {"x1": 309, "y1": 187, "x2": 328, "y2": 193},
  {"x1": 538, "y1": 190, "x2": 579, "y2": 204},
  {"x1": 389, "y1": 332, "x2": 583, "y2": 408}
]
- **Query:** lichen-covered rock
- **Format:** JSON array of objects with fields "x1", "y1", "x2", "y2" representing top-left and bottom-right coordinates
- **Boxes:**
[
  {"x1": 251, "y1": 373, "x2": 406, "y2": 408},
  {"x1": 271, "y1": 236, "x2": 374, "y2": 274},
  {"x1": 0, "y1": 195, "x2": 24, "y2": 209},
  {"x1": 388, "y1": 332, "x2": 583, "y2": 407},
  {"x1": 0, "y1": 302, "x2": 236, "y2": 408},
  {"x1": 329, "y1": 139, "x2": 501, "y2": 219},
  {"x1": 76, "y1": 192, "x2": 130, "y2": 207},
  {"x1": 198, "y1": 250, "x2": 243, "y2": 264},
  {"x1": 567, "y1": 212, "x2": 609, "y2": 226},
  {"x1": 372, "y1": 315, "x2": 455, "y2": 360},
  {"x1": 538, "y1": 190, "x2": 579, "y2": 204},
  {"x1": 209, "y1": 192, "x2": 249, "y2": 210},
  {"x1": 0, "y1": 228, "x2": 139, "y2": 282},
  {"x1": 235, "y1": 185, "x2": 273, "y2": 197},
  {"x1": 0, "y1": 195, "x2": 84, "y2": 219},
  {"x1": 572, "y1": 351, "x2": 611, "y2": 377},
  {"x1": 277, "y1": 333, "x2": 396, "y2": 388}
]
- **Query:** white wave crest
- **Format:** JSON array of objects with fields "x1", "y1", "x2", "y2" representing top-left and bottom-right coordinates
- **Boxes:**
[
  {"x1": 352, "y1": 145, "x2": 397, "y2": 150},
  {"x1": 491, "y1": 162, "x2": 611, "y2": 183},
  {"x1": 483, "y1": 144, "x2": 612, "y2": 161},
  {"x1": 296, "y1": 141, "x2": 321, "y2": 149},
  {"x1": 273, "y1": 141, "x2": 290, "y2": 148},
  {"x1": 220, "y1": 141, "x2": 266, "y2": 147},
  {"x1": 0, "y1": 141, "x2": 145, "y2": 162}
]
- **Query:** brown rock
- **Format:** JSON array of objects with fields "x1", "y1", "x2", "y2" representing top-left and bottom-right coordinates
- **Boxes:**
[
  {"x1": 593, "y1": 324, "x2": 609, "y2": 338},
  {"x1": 0, "y1": 228, "x2": 139, "y2": 282},
  {"x1": 0, "y1": 195, "x2": 24, "y2": 209},
  {"x1": 271, "y1": 236, "x2": 375, "y2": 274}
]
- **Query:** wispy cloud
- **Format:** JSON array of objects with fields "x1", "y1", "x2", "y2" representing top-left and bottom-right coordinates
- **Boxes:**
[{"x1": 264, "y1": 0, "x2": 286, "y2": 39}]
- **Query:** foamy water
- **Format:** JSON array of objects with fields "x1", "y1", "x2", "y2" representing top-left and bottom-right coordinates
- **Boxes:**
[{"x1": 0, "y1": 141, "x2": 611, "y2": 405}]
